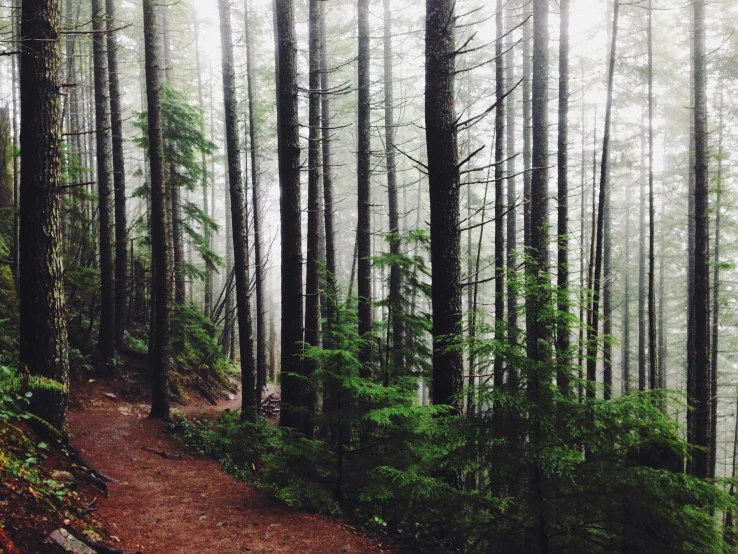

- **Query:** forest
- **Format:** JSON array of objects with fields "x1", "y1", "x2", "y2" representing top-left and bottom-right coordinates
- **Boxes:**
[{"x1": 0, "y1": 0, "x2": 736, "y2": 552}]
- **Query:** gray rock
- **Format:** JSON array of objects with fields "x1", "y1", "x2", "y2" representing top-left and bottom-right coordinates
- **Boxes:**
[{"x1": 48, "y1": 529, "x2": 97, "y2": 554}]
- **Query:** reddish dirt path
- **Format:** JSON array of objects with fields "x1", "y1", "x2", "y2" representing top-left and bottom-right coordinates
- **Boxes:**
[{"x1": 68, "y1": 386, "x2": 397, "y2": 554}]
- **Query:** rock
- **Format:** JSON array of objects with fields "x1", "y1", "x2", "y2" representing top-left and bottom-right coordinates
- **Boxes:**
[
  {"x1": 52, "y1": 471, "x2": 75, "y2": 482},
  {"x1": 82, "y1": 529, "x2": 103, "y2": 544},
  {"x1": 103, "y1": 392, "x2": 117, "y2": 400},
  {"x1": 48, "y1": 529, "x2": 96, "y2": 554},
  {"x1": 228, "y1": 393, "x2": 236, "y2": 401}
]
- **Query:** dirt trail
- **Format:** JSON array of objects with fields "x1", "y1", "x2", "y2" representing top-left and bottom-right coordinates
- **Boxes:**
[{"x1": 68, "y1": 386, "x2": 396, "y2": 554}]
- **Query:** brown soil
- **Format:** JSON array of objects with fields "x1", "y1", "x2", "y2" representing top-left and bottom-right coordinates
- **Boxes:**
[{"x1": 68, "y1": 382, "x2": 398, "y2": 554}]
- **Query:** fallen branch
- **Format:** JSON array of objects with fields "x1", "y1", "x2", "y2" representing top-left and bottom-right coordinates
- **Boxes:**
[
  {"x1": 75, "y1": 531, "x2": 141, "y2": 554},
  {"x1": 143, "y1": 446, "x2": 183, "y2": 461}
]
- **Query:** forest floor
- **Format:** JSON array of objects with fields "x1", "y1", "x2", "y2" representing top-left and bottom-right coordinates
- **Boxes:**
[{"x1": 68, "y1": 377, "x2": 398, "y2": 554}]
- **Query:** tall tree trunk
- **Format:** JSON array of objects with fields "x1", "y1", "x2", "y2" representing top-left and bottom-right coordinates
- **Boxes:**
[
  {"x1": 710, "y1": 83, "x2": 723, "y2": 480},
  {"x1": 161, "y1": 9, "x2": 185, "y2": 308},
  {"x1": 19, "y1": 0, "x2": 70, "y2": 431},
  {"x1": 585, "y1": 0, "x2": 619, "y2": 399},
  {"x1": 691, "y1": 0, "x2": 709, "y2": 480},
  {"x1": 603, "y1": 163, "x2": 613, "y2": 399},
  {"x1": 142, "y1": 0, "x2": 171, "y2": 419},
  {"x1": 622, "y1": 181, "x2": 631, "y2": 395},
  {"x1": 193, "y1": 12, "x2": 213, "y2": 319},
  {"x1": 647, "y1": 0, "x2": 658, "y2": 391},
  {"x1": 303, "y1": 0, "x2": 322, "y2": 438},
  {"x1": 493, "y1": 0, "x2": 505, "y2": 404},
  {"x1": 522, "y1": 8, "x2": 532, "y2": 251},
  {"x1": 384, "y1": 0, "x2": 403, "y2": 377},
  {"x1": 218, "y1": 0, "x2": 257, "y2": 421},
  {"x1": 527, "y1": 1, "x2": 551, "y2": 548},
  {"x1": 426, "y1": 0, "x2": 463, "y2": 410},
  {"x1": 244, "y1": 0, "x2": 267, "y2": 407},
  {"x1": 275, "y1": 0, "x2": 304, "y2": 430},
  {"x1": 106, "y1": 0, "x2": 127, "y2": 350},
  {"x1": 556, "y1": 0, "x2": 570, "y2": 395},
  {"x1": 11, "y1": 0, "x2": 19, "y2": 283},
  {"x1": 92, "y1": 0, "x2": 116, "y2": 362},
  {"x1": 357, "y1": 0, "x2": 372, "y2": 376},
  {"x1": 505, "y1": 2, "x2": 518, "y2": 357},
  {"x1": 223, "y1": 176, "x2": 234, "y2": 358},
  {"x1": 686, "y1": 6, "x2": 697, "y2": 472},
  {"x1": 638, "y1": 112, "x2": 648, "y2": 392}
]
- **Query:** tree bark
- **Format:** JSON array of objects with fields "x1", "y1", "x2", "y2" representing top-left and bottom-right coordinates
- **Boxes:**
[
  {"x1": 647, "y1": 0, "x2": 658, "y2": 392},
  {"x1": 426, "y1": 0, "x2": 463, "y2": 410},
  {"x1": 275, "y1": 0, "x2": 304, "y2": 430},
  {"x1": 357, "y1": 0, "x2": 372, "y2": 376},
  {"x1": 142, "y1": 0, "x2": 171, "y2": 420},
  {"x1": 522, "y1": 7, "x2": 532, "y2": 251},
  {"x1": 106, "y1": 0, "x2": 127, "y2": 350},
  {"x1": 691, "y1": 0, "x2": 709, "y2": 479},
  {"x1": 19, "y1": 0, "x2": 70, "y2": 431},
  {"x1": 585, "y1": 0, "x2": 619, "y2": 399},
  {"x1": 527, "y1": 2, "x2": 551, "y2": 547},
  {"x1": 384, "y1": 0, "x2": 403, "y2": 378},
  {"x1": 218, "y1": 0, "x2": 257, "y2": 420},
  {"x1": 556, "y1": 0, "x2": 570, "y2": 395},
  {"x1": 244, "y1": 0, "x2": 267, "y2": 407},
  {"x1": 92, "y1": 0, "x2": 116, "y2": 362},
  {"x1": 303, "y1": 0, "x2": 322, "y2": 438}
]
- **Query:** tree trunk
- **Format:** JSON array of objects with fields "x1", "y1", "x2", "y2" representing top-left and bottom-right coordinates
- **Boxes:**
[
  {"x1": 647, "y1": 0, "x2": 658, "y2": 392},
  {"x1": 426, "y1": 0, "x2": 463, "y2": 410},
  {"x1": 638, "y1": 116, "x2": 648, "y2": 392},
  {"x1": 303, "y1": 0, "x2": 322, "y2": 438},
  {"x1": 585, "y1": 0, "x2": 619, "y2": 399},
  {"x1": 492, "y1": 0, "x2": 506, "y2": 407},
  {"x1": 11, "y1": 0, "x2": 19, "y2": 283},
  {"x1": 106, "y1": 0, "x2": 127, "y2": 350},
  {"x1": 218, "y1": 0, "x2": 257, "y2": 420},
  {"x1": 691, "y1": 0, "x2": 710, "y2": 480},
  {"x1": 505, "y1": 2, "x2": 518, "y2": 357},
  {"x1": 384, "y1": 0, "x2": 403, "y2": 378},
  {"x1": 193, "y1": 13, "x2": 213, "y2": 319},
  {"x1": 556, "y1": 0, "x2": 570, "y2": 395},
  {"x1": 275, "y1": 0, "x2": 304, "y2": 430},
  {"x1": 92, "y1": 0, "x2": 116, "y2": 362},
  {"x1": 142, "y1": 0, "x2": 171, "y2": 420},
  {"x1": 622, "y1": 181, "x2": 631, "y2": 395},
  {"x1": 357, "y1": 0, "x2": 372, "y2": 376},
  {"x1": 710, "y1": 83, "x2": 723, "y2": 480},
  {"x1": 244, "y1": 0, "x2": 268, "y2": 409},
  {"x1": 19, "y1": 0, "x2": 70, "y2": 431},
  {"x1": 527, "y1": 2, "x2": 551, "y2": 548},
  {"x1": 522, "y1": 6, "x2": 532, "y2": 251}
]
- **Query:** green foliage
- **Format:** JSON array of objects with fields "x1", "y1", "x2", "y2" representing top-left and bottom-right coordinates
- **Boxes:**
[
  {"x1": 170, "y1": 304, "x2": 226, "y2": 372},
  {"x1": 133, "y1": 82, "x2": 222, "y2": 274}
]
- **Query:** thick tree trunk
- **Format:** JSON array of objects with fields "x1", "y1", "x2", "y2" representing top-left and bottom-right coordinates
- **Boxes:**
[
  {"x1": 142, "y1": 0, "x2": 171, "y2": 420},
  {"x1": 586, "y1": 0, "x2": 619, "y2": 399},
  {"x1": 218, "y1": 0, "x2": 257, "y2": 420},
  {"x1": 556, "y1": 0, "x2": 570, "y2": 395},
  {"x1": 19, "y1": 0, "x2": 70, "y2": 431},
  {"x1": 303, "y1": 0, "x2": 322, "y2": 438},
  {"x1": 357, "y1": 0, "x2": 372, "y2": 376},
  {"x1": 92, "y1": 0, "x2": 116, "y2": 362},
  {"x1": 244, "y1": 0, "x2": 267, "y2": 407},
  {"x1": 691, "y1": 0, "x2": 710, "y2": 479},
  {"x1": 106, "y1": 0, "x2": 127, "y2": 350},
  {"x1": 493, "y1": 0, "x2": 505, "y2": 404},
  {"x1": 275, "y1": 0, "x2": 304, "y2": 430},
  {"x1": 11, "y1": 0, "x2": 19, "y2": 283},
  {"x1": 426, "y1": 0, "x2": 463, "y2": 410},
  {"x1": 527, "y1": 2, "x2": 551, "y2": 548}
]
